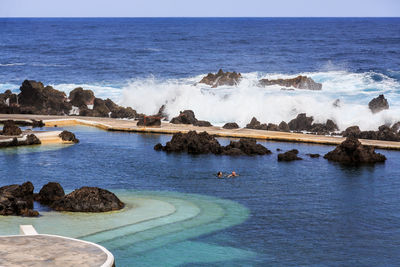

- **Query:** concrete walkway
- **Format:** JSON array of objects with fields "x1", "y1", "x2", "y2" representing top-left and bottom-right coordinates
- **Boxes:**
[{"x1": 1, "y1": 114, "x2": 400, "y2": 150}]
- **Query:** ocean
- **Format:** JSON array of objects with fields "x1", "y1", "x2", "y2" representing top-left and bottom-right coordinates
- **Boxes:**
[
  {"x1": 0, "y1": 18, "x2": 400, "y2": 129},
  {"x1": 1, "y1": 18, "x2": 400, "y2": 266}
]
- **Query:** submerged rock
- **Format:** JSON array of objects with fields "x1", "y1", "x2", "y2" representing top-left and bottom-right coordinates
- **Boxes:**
[
  {"x1": 155, "y1": 131, "x2": 270, "y2": 156},
  {"x1": 34, "y1": 182, "x2": 65, "y2": 205},
  {"x1": 137, "y1": 116, "x2": 161, "y2": 127},
  {"x1": 307, "y1": 153, "x2": 320, "y2": 158},
  {"x1": 59, "y1": 130, "x2": 79, "y2": 143},
  {"x1": 223, "y1": 122, "x2": 239, "y2": 129},
  {"x1": 368, "y1": 94, "x2": 389, "y2": 113},
  {"x1": 278, "y1": 149, "x2": 302, "y2": 161},
  {"x1": 259, "y1": 76, "x2": 322, "y2": 90},
  {"x1": 199, "y1": 69, "x2": 242, "y2": 88},
  {"x1": 0, "y1": 181, "x2": 39, "y2": 217},
  {"x1": 324, "y1": 137, "x2": 386, "y2": 164},
  {"x1": 51, "y1": 187, "x2": 124, "y2": 212},
  {"x1": 1, "y1": 120, "x2": 22, "y2": 136}
]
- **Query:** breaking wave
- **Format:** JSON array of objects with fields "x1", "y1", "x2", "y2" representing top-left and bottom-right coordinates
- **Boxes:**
[{"x1": 120, "y1": 71, "x2": 400, "y2": 131}]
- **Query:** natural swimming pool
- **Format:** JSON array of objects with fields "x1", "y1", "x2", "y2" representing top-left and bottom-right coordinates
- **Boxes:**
[{"x1": 1, "y1": 125, "x2": 400, "y2": 266}]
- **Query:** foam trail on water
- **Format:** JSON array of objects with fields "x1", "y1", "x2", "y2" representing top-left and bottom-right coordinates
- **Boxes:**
[{"x1": 121, "y1": 71, "x2": 400, "y2": 131}]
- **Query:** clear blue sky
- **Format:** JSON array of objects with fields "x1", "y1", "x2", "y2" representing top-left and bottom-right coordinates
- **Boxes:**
[{"x1": 0, "y1": 0, "x2": 399, "y2": 17}]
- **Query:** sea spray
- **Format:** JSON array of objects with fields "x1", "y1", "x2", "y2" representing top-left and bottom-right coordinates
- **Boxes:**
[{"x1": 120, "y1": 71, "x2": 400, "y2": 130}]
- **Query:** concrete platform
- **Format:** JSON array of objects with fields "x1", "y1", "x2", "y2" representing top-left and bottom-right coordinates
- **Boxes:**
[
  {"x1": 1, "y1": 114, "x2": 400, "y2": 150},
  {"x1": 0, "y1": 234, "x2": 114, "y2": 267}
]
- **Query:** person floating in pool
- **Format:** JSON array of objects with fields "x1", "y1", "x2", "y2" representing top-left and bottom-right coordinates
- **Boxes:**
[
  {"x1": 217, "y1": 171, "x2": 223, "y2": 178},
  {"x1": 227, "y1": 171, "x2": 238, "y2": 178}
]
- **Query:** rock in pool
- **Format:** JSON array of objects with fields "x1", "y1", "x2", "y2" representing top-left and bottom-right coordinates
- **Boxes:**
[
  {"x1": 0, "y1": 181, "x2": 39, "y2": 217},
  {"x1": 1, "y1": 120, "x2": 22, "y2": 136},
  {"x1": 324, "y1": 137, "x2": 386, "y2": 164},
  {"x1": 59, "y1": 130, "x2": 79, "y2": 143},
  {"x1": 51, "y1": 187, "x2": 125, "y2": 212},
  {"x1": 278, "y1": 149, "x2": 302, "y2": 161},
  {"x1": 34, "y1": 182, "x2": 65, "y2": 205}
]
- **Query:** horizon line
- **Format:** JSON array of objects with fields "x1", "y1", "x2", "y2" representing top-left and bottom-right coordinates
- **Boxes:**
[{"x1": 0, "y1": 16, "x2": 399, "y2": 19}]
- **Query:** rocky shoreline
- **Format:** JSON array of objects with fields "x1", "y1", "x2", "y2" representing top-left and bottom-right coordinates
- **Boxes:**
[{"x1": 1, "y1": 75, "x2": 399, "y2": 143}]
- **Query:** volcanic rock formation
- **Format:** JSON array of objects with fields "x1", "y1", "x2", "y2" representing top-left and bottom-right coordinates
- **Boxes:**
[
  {"x1": 259, "y1": 75, "x2": 322, "y2": 90},
  {"x1": 199, "y1": 69, "x2": 242, "y2": 88},
  {"x1": 324, "y1": 137, "x2": 386, "y2": 164}
]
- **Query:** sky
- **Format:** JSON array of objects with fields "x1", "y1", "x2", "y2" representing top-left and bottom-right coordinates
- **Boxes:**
[{"x1": 0, "y1": 0, "x2": 399, "y2": 17}]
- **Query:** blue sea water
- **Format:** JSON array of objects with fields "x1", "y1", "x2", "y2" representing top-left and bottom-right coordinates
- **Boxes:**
[
  {"x1": 1, "y1": 18, "x2": 400, "y2": 266},
  {"x1": 1, "y1": 126, "x2": 400, "y2": 266},
  {"x1": 0, "y1": 18, "x2": 400, "y2": 130}
]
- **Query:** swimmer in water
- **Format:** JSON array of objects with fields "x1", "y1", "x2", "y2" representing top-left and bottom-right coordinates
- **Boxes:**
[
  {"x1": 217, "y1": 171, "x2": 223, "y2": 178},
  {"x1": 227, "y1": 171, "x2": 238, "y2": 178}
]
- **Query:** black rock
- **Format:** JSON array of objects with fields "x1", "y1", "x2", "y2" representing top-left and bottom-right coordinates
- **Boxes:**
[
  {"x1": 59, "y1": 130, "x2": 79, "y2": 143},
  {"x1": 0, "y1": 181, "x2": 39, "y2": 217},
  {"x1": 170, "y1": 110, "x2": 198, "y2": 125},
  {"x1": 223, "y1": 122, "x2": 239, "y2": 129},
  {"x1": 51, "y1": 187, "x2": 124, "y2": 212},
  {"x1": 368, "y1": 94, "x2": 389, "y2": 113},
  {"x1": 288, "y1": 113, "x2": 313, "y2": 131},
  {"x1": 34, "y1": 182, "x2": 65, "y2": 205},
  {"x1": 137, "y1": 116, "x2": 161, "y2": 127},
  {"x1": 278, "y1": 149, "x2": 302, "y2": 161},
  {"x1": 324, "y1": 137, "x2": 386, "y2": 164},
  {"x1": 2, "y1": 120, "x2": 22, "y2": 136},
  {"x1": 199, "y1": 69, "x2": 242, "y2": 88}
]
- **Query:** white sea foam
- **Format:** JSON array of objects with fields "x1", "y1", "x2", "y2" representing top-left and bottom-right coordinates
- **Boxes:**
[
  {"x1": 120, "y1": 71, "x2": 400, "y2": 131},
  {"x1": 1, "y1": 71, "x2": 399, "y2": 131}
]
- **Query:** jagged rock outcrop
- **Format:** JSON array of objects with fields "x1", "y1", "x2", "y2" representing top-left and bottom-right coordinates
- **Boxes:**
[
  {"x1": 51, "y1": 187, "x2": 124, "y2": 212},
  {"x1": 0, "y1": 81, "x2": 138, "y2": 119},
  {"x1": 342, "y1": 124, "x2": 400, "y2": 141},
  {"x1": 278, "y1": 121, "x2": 290, "y2": 132},
  {"x1": 59, "y1": 130, "x2": 79, "y2": 143},
  {"x1": 288, "y1": 113, "x2": 314, "y2": 131},
  {"x1": 69, "y1": 87, "x2": 95, "y2": 108},
  {"x1": 222, "y1": 139, "x2": 271, "y2": 155},
  {"x1": 368, "y1": 95, "x2": 389, "y2": 113},
  {"x1": 154, "y1": 131, "x2": 271, "y2": 156},
  {"x1": 1, "y1": 120, "x2": 22, "y2": 136},
  {"x1": 324, "y1": 137, "x2": 386, "y2": 164},
  {"x1": 137, "y1": 116, "x2": 161, "y2": 127},
  {"x1": 259, "y1": 76, "x2": 322, "y2": 90},
  {"x1": 169, "y1": 110, "x2": 212, "y2": 127},
  {"x1": 288, "y1": 114, "x2": 338, "y2": 134},
  {"x1": 34, "y1": 182, "x2": 65, "y2": 205},
  {"x1": 0, "y1": 182, "x2": 39, "y2": 217},
  {"x1": 18, "y1": 80, "x2": 72, "y2": 115},
  {"x1": 199, "y1": 69, "x2": 242, "y2": 88},
  {"x1": 223, "y1": 122, "x2": 239, "y2": 129},
  {"x1": 170, "y1": 110, "x2": 198, "y2": 125},
  {"x1": 245, "y1": 117, "x2": 268, "y2": 130},
  {"x1": 278, "y1": 149, "x2": 302, "y2": 161}
]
